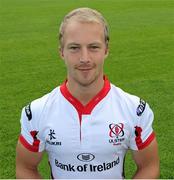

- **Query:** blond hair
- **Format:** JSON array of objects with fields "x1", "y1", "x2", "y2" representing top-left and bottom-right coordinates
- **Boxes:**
[{"x1": 59, "y1": 7, "x2": 109, "y2": 48}]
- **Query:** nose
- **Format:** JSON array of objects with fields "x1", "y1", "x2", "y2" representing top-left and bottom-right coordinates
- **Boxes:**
[{"x1": 80, "y1": 47, "x2": 90, "y2": 63}]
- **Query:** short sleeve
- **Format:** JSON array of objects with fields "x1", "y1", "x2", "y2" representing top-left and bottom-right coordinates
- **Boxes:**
[
  {"x1": 129, "y1": 101, "x2": 155, "y2": 150},
  {"x1": 19, "y1": 103, "x2": 45, "y2": 152}
]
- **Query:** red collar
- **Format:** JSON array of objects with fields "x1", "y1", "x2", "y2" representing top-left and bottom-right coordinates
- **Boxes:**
[{"x1": 60, "y1": 76, "x2": 111, "y2": 115}]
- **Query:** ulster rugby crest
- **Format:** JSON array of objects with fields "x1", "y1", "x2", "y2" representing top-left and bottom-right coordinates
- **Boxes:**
[{"x1": 108, "y1": 123, "x2": 125, "y2": 146}]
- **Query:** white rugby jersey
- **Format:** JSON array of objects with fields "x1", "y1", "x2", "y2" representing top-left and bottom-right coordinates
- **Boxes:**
[{"x1": 19, "y1": 77, "x2": 155, "y2": 179}]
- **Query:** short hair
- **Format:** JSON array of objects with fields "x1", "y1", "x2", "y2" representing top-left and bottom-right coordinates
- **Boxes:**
[{"x1": 59, "y1": 7, "x2": 109, "y2": 48}]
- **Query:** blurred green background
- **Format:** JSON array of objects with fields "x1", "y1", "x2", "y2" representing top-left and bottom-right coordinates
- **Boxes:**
[{"x1": 0, "y1": 0, "x2": 174, "y2": 178}]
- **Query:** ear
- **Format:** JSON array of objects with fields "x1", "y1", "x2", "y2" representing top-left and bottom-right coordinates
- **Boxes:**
[
  {"x1": 104, "y1": 47, "x2": 109, "y2": 58},
  {"x1": 59, "y1": 47, "x2": 64, "y2": 59}
]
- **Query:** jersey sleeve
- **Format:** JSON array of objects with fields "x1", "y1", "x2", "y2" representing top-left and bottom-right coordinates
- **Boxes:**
[
  {"x1": 129, "y1": 99, "x2": 155, "y2": 150},
  {"x1": 19, "y1": 103, "x2": 45, "y2": 152}
]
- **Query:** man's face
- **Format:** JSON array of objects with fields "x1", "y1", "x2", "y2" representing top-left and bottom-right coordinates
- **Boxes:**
[{"x1": 60, "y1": 20, "x2": 108, "y2": 87}]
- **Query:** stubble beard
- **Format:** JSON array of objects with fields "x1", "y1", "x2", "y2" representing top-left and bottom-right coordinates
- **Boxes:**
[
  {"x1": 75, "y1": 73, "x2": 99, "y2": 87},
  {"x1": 71, "y1": 67, "x2": 103, "y2": 88}
]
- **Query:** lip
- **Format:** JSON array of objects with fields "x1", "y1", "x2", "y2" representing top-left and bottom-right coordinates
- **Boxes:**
[{"x1": 77, "y1": 68, "x2": 93, "y2": 71}]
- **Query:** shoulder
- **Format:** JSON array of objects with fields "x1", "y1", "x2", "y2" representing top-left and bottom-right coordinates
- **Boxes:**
[
  {"x1": 23, "y1": 87, "x2": 60, "y2": 122},
  {"x1": 110, "y1": 83, "x2": 152, "y2": 118}
]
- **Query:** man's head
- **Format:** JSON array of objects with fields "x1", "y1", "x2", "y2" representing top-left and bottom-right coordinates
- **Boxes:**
[
  {"x1": 59, "y1": 8, "x2": 109, "y2": 87},
  {"x1": 59, "y1": 7, "x2": 109, "y2": 49}
]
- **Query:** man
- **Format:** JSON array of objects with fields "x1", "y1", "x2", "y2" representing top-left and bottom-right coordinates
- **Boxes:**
[{"x1": 16, "y1": 7, "x2": 160, "y2": 179}]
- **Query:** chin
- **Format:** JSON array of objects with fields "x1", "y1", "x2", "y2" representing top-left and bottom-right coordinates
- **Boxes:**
[{"x1": 77, "y1": 75, "x2": 98, "y2": 87}]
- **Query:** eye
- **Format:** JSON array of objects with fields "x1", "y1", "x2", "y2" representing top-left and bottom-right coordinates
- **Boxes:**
[
  {"x1": 89, "y1": 45, "x2": 101, "y2": 51},
  {"x1": 69, "y1": 46, "x2": 80, "y2": 51},
  {"x1": 90, "y1": 45, "x2": 99, "y2": 49},
  {"x1": 70, "y1": 46, "x2": 78, "y2": 49}
]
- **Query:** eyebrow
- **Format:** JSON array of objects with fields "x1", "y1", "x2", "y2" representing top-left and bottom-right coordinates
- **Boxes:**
[
  {"x1": 67, "y1": 43, "x2": 80, "y2": 47},
  {"x1": 67, "y1": 42, "x2": 102, "y2": 47},
  {"x1": 88, "y1": 42, "x2": 102, "y2": 46}
]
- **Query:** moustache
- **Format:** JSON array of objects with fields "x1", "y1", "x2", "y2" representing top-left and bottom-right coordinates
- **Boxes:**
[{"x1": 75, "y1": 63, "x2": 96, "y2": 69}]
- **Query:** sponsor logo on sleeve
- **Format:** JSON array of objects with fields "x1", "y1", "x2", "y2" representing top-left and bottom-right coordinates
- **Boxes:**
[
  {"x1": 136, "y1": 99, "x2": 146, "y2": 116},
  {"x1": 25, "y1": 103, "x2": 32, "y2": 120}
]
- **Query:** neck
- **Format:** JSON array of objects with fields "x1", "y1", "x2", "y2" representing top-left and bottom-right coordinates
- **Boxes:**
[{"x1": 66, "y1": 75, "x2": 105, "y2": 106}]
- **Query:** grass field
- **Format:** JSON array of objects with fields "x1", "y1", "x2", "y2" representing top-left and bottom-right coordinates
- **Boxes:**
[{"x1": 0, "y1": 0, "x2": 174, "y2": 178}]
